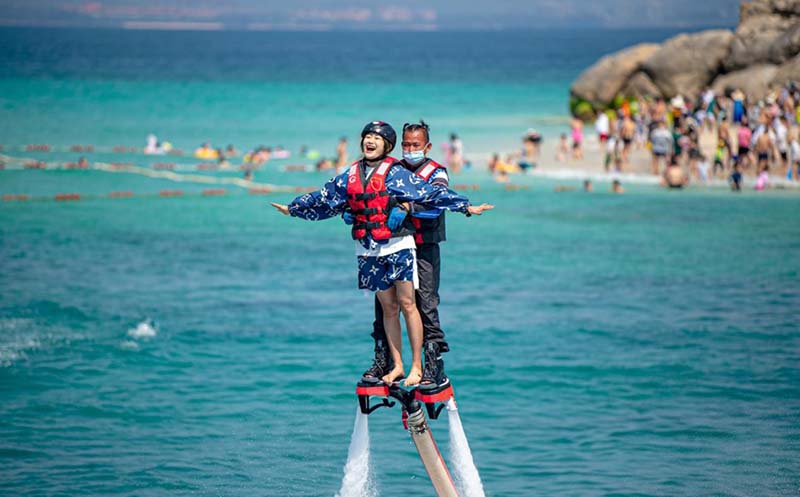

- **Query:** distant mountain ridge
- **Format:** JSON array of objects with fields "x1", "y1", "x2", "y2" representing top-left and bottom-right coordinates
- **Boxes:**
[{"x1": 1, "y1": 0, "x2": 739, "y2": 30}]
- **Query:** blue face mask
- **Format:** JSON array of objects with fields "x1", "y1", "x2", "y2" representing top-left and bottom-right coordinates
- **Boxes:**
[{"x1": 403, "y1": 149, "x2": 427, "y2": 165}]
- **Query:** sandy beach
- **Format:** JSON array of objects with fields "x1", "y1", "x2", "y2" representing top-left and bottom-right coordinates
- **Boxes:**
[{"x1": 498, "y1": 126, "x2": 799, "y2": 190}]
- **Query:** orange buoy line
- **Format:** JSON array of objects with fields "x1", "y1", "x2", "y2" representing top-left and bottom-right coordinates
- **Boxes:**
[
  {"x1": 1, "y1": 159, "x2": 271, "y2": 175},
  {"x1": 2, "y1": 143, "x2": 295, "y2": 159},
  {"x1": 108, "y1": 191, "x2": 135, "y2": 198},
  {"x1": 54, "y1": 193, "x2": 82, "y2": 201},
  {"x1": 1, "y1": 153, "x2": 318, "y2": 202},
  {"x1": 0, "y1": 144, "x2": 188, "y2": 156},
  {"x1": 2, "y1": 194, "x2": 29, "y2": 201},
  {"x1": 159, "y1": 190, "x2": 185, "y2": 197},
  {"x1": 1, "y1": 187, "x2": 316, "y2": 203},
  {"x1": 0, "y1": 155, "x2": 242, "y2": 173}
]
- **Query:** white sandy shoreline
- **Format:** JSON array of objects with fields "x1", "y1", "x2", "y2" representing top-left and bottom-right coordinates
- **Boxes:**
[{"x1": 473, "y1": 129, "x2": 800, "y2": 191}]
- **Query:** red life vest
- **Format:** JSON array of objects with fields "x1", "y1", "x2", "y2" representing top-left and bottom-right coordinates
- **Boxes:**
[
  {"x1": 346, "y1": 157, "x2": 397, "y2": 241},
  {"x1": 410, "y1": 159, "x2": 447, "y2": 245}
]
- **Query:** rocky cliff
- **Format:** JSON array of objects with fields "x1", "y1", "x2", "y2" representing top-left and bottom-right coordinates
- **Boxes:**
[{"x1": 570, "y1": 0, "x2": 800, "y2": 115}]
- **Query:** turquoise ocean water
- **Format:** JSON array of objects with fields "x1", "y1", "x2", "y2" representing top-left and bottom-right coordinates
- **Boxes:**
[
  {"x1": 2, "y1": 27, "x2": 800, "y2": 496},
  {"x1": 0, "y1": 27, "x2": 704, "y2": 158}
]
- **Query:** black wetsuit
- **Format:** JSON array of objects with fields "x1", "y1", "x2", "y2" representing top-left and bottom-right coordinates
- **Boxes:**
[{"x1": 370, "y1": 158, "x2": 449, "y2": 353}]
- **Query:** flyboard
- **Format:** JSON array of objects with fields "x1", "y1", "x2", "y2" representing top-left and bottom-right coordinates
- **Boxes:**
[{"x1": 356, "y1": 379, "x2": 460, "y2": 497}]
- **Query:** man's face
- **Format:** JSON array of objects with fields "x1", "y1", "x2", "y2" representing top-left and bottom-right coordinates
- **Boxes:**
[
  {"x1": 401, "y1": 129, "x2": 431, "y2": 155},
  {"x1": 362, "y1": 132, "x2": 386, "y2": 160}
]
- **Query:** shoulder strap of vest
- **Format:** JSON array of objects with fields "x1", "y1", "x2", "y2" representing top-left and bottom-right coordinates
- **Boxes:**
[
  {"x1": 347, "y1": 163, "x2": 362, "y2": 188},
  {"x1": 373, "y1": 157, "x2": 395, "y2": 179},
  {"x1": 352, "y1": 157, "x2": 397, "y2": 188},
  {"x1": 415, "y1": 159, "x2": 444, "y2": 181}
]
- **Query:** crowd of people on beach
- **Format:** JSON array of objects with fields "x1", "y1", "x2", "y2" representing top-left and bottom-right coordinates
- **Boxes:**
[
  {"x1": 627, "y1": 81, "x2": 800, "y2": 190},
  {"x1": 487, "y1": 81, "x2": 800, "y2": 192}
]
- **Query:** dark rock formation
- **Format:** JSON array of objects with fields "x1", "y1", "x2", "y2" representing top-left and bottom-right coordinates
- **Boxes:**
[
  {"x1": 773, "y1": 54, "x2": 800, "y2": 86},
  {"x1": 569, "y1": 43, "x2": 660, "y2": 106},
  {"x1": 569, "y1": 0, "x2": 800, "y2": 115},
  {"x1": 641, "y1": 30, "x2": 734, "y2": 99},
  {"x1": 725, "y1": 14, "x2": 797, "y2": 70},
  {"x1": 621, "y1": 72, "x2": 662, "y2": 98},
  {"x1": 711, "y1": 64, "x2": 779, "y2": 99}
]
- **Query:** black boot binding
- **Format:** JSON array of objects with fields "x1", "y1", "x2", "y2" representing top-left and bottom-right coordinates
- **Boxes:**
[
  {"x1": 357, "y1": 340, "x2": 454, "y2": 420},
  {"x1": 419, "y1": 342, "x2": 449, "y2": 391},
  {"x1": 361, "y1": 338, "x2": 392, "y2": 384}
]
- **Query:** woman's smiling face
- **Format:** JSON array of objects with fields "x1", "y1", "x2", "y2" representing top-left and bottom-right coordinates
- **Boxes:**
[{"x1": 362, "y1": 132, "x2": 386, "y2": 160}]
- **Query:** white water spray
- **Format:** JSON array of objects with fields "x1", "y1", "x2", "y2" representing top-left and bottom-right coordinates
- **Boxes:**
[
  {"x1": 335, "y1": 408, "x2": 376, "y2": 497},
  {"x1": 446, "y1": 398, "x2": 485, "y2": 497},
  {"x1": 127, "y1": 319, "x2": 157, "y2": 339}
]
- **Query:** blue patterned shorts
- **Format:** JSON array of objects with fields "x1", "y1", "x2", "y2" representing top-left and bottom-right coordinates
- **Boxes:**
[{"x1": 357, "y1": 248, "x2": 417, "y2": 292}]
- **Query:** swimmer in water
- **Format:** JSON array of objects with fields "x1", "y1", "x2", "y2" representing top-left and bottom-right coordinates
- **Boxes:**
[
  {"x1": 729, "y1": 162, "x2": 743, "y2": 191},
  {"x1": 336, "y1": 136, "x2": 349, "y2": 173},
  {"x1": 662, "y1": 156, "x2": 688, "y2": 189},
  {"x1": 556, "y1": 133, "x2": 568, "y2": 162}
]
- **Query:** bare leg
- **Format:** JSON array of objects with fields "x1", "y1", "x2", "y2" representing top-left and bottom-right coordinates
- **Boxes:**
[
  {"x1": 395, "y1": 280, "x2": 423, "y2": 386},
  {"x1": 376, "y1": 288, "x2": 404, "y2": 384}
]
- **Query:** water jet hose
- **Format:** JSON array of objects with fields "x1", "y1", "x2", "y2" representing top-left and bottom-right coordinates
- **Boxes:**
[{"x1": 387, "y1": 385, "x2": 459, "y2": 497}]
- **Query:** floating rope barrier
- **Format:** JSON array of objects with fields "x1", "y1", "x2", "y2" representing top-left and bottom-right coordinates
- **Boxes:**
[
  {"x1": 1, "y1": 186, "x2": 315, "y2": 203},
  {"x1": 0, "y1": 152, "x2": 318, "y2": 175},
  {"x1": 0, "y1": 152, "x2": 486, "y2": 201},
  {"x1": 0, "y1": 153, "x2": 316, "y2": 202},
  {"x1": 0, "y1": 154, "x2": 261, "y2": 173},
  {"x1": 0, "y1": 142, "x2": 293, "y2": 159},
  {"x1": 1, "y1": 143, "x2": 166, "y2": 155}
]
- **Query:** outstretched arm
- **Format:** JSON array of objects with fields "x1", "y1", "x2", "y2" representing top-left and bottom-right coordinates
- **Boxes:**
[
  {"x1": 387, "y1": 166, "x2": 493, "y2": 216},
  {"x1": 271, "y1": 202, "x2": 290, "y2": 215},
  {"x1": 467, "y1": 203, "x2": 494, "y2": 216},
  {"x1": 407, "y1": 168, "x2": 450, "y2": 216},
  {"x1": 270, "y1": 173, "x2": 349, "y2": 221}
]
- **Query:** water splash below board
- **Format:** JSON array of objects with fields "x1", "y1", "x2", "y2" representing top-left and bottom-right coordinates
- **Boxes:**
[
  {"x1": 446, "y1": 398, "x2": 486, "y2": 497},
  {"x1": 336, "y1": 408, "x2": 376, "y2": 497}
]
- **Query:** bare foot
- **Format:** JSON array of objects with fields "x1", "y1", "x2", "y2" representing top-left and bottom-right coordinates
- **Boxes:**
[
  {"x1": 382, "y1": 366, "x2": 405, "y2": 385},
  {"x1": 403, "y1": 367, "x2": 422, "y2": 387}
]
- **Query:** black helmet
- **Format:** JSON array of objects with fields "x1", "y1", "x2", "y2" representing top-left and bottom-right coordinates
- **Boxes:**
[{"x1": 361, "y1": 121, "x2": 396, "y2": 154}]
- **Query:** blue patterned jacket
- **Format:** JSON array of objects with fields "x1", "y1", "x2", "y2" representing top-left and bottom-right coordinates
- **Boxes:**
[{"x1": 287, "y1": 158, "x2": 471, "y2": 248}]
